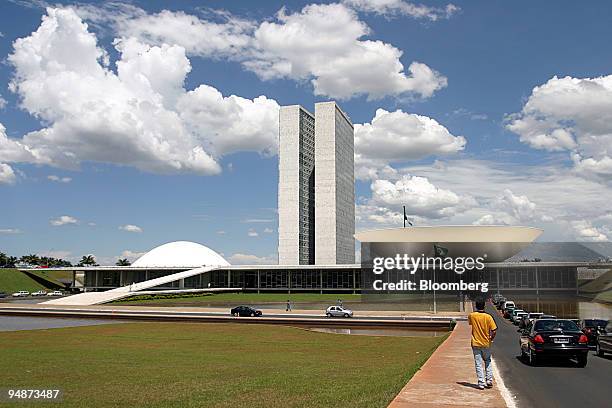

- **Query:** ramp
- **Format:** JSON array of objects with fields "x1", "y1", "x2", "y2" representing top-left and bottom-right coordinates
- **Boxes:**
[{"x1": 43, "y1": 266, "x2": 218, "y2": 306}]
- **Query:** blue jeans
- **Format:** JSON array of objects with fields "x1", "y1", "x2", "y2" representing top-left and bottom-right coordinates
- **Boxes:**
[{"x1": 472, "y1": 346, "x2": 493, "y2": 386}]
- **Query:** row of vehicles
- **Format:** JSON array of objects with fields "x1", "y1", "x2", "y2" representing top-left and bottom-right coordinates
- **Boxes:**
[
  {"x1": 7, "y1": 290, "x2": 63, "y2": 297},
  {"x1": 229, "y1": 305, "x2": 354, "y2": 318},
  {"x1": 492, "y1": 294, "x2": 611, "y2": 367}
]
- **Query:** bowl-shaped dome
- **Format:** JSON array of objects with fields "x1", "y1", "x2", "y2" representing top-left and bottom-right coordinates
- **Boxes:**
[{"x1": 132, "y1": 241, "x2": 230, "y2": 268}]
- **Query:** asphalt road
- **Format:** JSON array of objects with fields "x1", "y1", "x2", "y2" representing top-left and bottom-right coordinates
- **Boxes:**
[{"x1": 489, "y1": 304, "x2": 612, "y2": 408}]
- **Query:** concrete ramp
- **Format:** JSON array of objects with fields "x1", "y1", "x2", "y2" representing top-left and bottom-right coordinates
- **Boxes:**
[{"x1": 43, "y1": 266, "x2": 218, "y2": 306}]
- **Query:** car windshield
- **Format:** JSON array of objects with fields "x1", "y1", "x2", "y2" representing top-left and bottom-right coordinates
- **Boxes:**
[{"x1": 534, "y1": 320, "x2": 580, "y2": 332}]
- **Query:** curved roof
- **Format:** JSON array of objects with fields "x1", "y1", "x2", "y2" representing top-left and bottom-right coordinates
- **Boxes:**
[
  {"x1": 354, "y1": 225, "x2": 542, "y2": 243},
  {"x1": 132, "y1": 241, "x2": 230, "y2": 268}
]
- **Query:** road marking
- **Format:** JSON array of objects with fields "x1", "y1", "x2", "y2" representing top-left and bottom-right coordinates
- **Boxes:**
[{"x1": 492, "y1": 357, "x2": 517, "y2": 408}]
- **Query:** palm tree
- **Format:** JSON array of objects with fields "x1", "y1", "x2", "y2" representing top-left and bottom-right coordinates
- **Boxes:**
[
  {"x1": 20, "y1": 254, "x2": 41, "y2": 266},
  {"x1": 116, "y1": 258, "x2": 131, "y2": 266},
  {"x1": 78, "y1": 255, "x2": 98, "y2": 267},
  {"x1": 7, "y1": 256, "x2": 18, "y2": 268}
]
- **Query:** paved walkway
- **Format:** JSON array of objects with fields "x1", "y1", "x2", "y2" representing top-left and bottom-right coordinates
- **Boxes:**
[{"x1": 388, "y1": 321, "x2": 507, "y2": 408}]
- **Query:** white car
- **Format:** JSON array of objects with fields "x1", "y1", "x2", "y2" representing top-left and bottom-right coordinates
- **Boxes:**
[
  {"x1": 12, "y1": 290, "x2": 30, "y2": 297},
  {"x1": 502, "y1": 300, "x2": 515, "y2": 310},
  {"x1": 513, "y1": 311, "x2": 528, "y2": 325},
  {"x1": 326, "y1": 305, "x2": 353, "y2": 318},
  {"x1": 46, "y1": 291, "x2": 63, "y2": 297},
  {"x1": 31, "y1": 290, "x2": 47, "y2": 296}
]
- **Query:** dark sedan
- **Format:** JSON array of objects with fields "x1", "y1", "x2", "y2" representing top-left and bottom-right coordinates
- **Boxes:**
[
  {"x1": 230, "y1": 306, "x2": 262, "y2": 317},
  {"x1": 519, "y1": 319, "x2": 589, "y2": 367},
  {"x1": 596, "y1": 320, "x2": 612, "y2": 357},
  {"x1": 580, "y1": 319, "x2": 609, "y2": 348}
]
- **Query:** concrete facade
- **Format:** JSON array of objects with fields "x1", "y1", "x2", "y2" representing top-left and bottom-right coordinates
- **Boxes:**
[
  {"x1": 314, "y1": 102, "x2": 355, "y2": 264},
  {"x1": 278, "y1": 105, "x2": 315, "y2": 265}
]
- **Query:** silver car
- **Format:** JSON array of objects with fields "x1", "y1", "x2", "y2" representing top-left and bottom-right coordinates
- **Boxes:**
[{"x1": 326, "y1": 306, "x2": 353, "y2": 318}]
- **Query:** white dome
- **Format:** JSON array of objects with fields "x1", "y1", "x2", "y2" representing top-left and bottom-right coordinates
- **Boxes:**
[{"x1": 132, "y1": 241, "x2": 230, "y2": 268}]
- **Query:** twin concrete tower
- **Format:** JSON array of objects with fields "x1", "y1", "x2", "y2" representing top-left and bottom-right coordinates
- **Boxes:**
[{"x1": 278, "y1": 101, "x2": 355, "y2": 265}]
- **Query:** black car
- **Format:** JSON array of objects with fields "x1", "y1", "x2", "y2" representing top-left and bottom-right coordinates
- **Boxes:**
[
  {"x1": 580, "y1": 319, "x2": 609, "y2": 348},
  {"x1": 0, "y1": 291, "x2": 6, "y2": 298},
  {"x1": 230, "y1": 306, "x2": 262, "y2": 317},
  {"x1": 519, "y1": 319, "x2": 589, "y2": 367},
  {"x1": 596, "y1": 320, "x2": 612, "y2": 357}
]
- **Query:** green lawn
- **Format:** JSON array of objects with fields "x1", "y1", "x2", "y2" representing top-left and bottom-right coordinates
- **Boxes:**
[
  {"x1": 0, "y1": 268, "x2": 48, "y2": 293},
  {"x1": 112, "y1": 292, "x2": 460, "y2": 312},
  {"x1": 114, "y1": 292, "x2": 362, "y2": 306},
  {"x1": 0, "y1": 323, "x2": 446, "y2": 408}
]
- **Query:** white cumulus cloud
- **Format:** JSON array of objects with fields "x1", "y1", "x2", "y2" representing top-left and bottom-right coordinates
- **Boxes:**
[
  {"x1": 571, "y1": 220, "x2": 608, "y2": 242},
  {"x1": 0, "y1": 163, "x2": 16, "y2": 184},
  {"x1": 507, "y1": 74, "x2": 612, "y2": 182},
  {"x1": 355, "y1": 108, "x2": 465, "y2": 179},
  {"x1": 472, "y1": 214, "x2": 512, "y2": 226},
  {"x1": 493, "y1": 189, "x2": 537, "y2": 222},
  {"x1": 50, "y1": 215, "x2": 78, "y2": 226},
  {"x1": 2, "y1": 8, "x2": 279, "y2": 177},
  {"x1": 248, "y1": 3, "x2": 446, "y2": 100},
  {"x1": 370, "y1": 175, "x2": 474, "y2": 219},
  {"x1": 119, "y1": 224, "x2": 143, "y2": 233},
  {"x1": 96, "y1": 3, "x2": 446, "y2": 100}
]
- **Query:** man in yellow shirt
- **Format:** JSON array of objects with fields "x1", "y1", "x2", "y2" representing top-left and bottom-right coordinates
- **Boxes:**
[{"x1": 468, "y1": 300, "x2": 497, "y2": 390}]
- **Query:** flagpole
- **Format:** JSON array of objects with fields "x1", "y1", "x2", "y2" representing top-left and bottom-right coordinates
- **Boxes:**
[{"x1": 403, "y1": 206, "x2": 406, "y2": 228}]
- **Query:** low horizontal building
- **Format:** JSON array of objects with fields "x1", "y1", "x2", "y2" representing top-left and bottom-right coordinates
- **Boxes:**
[{"x1": 23, "y1": 239, "x2": 611, "y2": 295}]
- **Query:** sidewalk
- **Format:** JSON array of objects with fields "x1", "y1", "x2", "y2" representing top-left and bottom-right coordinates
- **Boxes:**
[{"x1": 388, "y1": 321, "x2": 507, "y2": 408}]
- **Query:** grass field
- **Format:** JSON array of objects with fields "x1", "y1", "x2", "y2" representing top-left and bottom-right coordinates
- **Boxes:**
[
  {"x1": 112, "y1": 292, "x2": 460, "y2": 311},
  {"x1": 0, "y1": 322, "x2": 446, "y2": 408},
  {"x1": 0, "y1": 268, "x2": 47, "y2": 293}
]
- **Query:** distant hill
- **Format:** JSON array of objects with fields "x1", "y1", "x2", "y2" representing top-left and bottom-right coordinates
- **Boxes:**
[{"x1": 508, "y1": 242, "x2": 611, "y2": 262}]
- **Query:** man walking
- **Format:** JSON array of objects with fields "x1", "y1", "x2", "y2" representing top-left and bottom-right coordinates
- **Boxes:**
[{"x1": 468, "y1": 300, "x2": 497, "y2": 390}]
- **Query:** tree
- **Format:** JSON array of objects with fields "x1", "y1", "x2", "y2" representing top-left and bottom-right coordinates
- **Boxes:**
[
  {"x1": 19, "y1": 254, "x2": 41, "y2": 266},
  {"x1": 7, "y1": 256, "x2": 18, "y2": 268},
  {"x1": 0, "y1": 252, "x2": 9, "y2": 267},
  {"x1": 116, "y1": 258, "x2": 131, "y2": 266},
  {"x1": 78, "y1": 255, "x2": 98, "y2": 267}
]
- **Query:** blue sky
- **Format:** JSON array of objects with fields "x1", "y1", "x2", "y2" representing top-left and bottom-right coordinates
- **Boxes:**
[{"x1": 1, "y1": 0, "x2": 611, "y2": 264}]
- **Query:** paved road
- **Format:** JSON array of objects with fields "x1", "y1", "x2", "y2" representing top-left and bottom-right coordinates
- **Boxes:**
[{"x1": 489, "y1": 304, "x2": 612, "y2": 408}]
